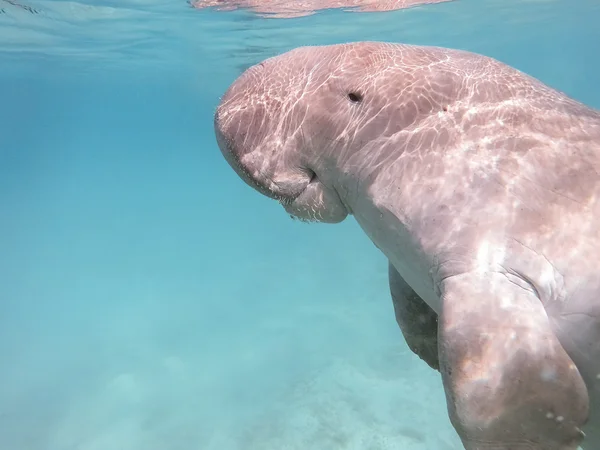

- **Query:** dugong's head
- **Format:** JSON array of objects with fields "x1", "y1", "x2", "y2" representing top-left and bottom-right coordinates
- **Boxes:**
[{"x1": 214, "y1": 42, "x2": 458, "y2": 223}]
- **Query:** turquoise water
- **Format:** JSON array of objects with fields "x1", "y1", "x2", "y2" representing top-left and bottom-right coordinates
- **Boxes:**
[{"x1": 1, "y1": 0, "x2": 599, "y2": 448}]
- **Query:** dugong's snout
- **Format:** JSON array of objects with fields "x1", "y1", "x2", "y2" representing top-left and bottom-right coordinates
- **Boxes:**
[
  {"x1": 214, "y1": 106, "x2": 274, "y2": 200},
  {"x1": 214, "y1": 60, "x2": 313, "y2": 203},
  {"x1": 214, "y1": 57, "x2": 349, "y2": 224},
  {"x1": 214, "y1": 98, "x2": 312, "y2": 203},
  {"x1": 215, "y1": 104, "x2": 347, "y2": 223}
]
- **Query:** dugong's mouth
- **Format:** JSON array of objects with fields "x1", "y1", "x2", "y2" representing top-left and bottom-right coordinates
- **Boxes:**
[{"x1": 280, "y1": 176, "x2": 349, "y2": 224}]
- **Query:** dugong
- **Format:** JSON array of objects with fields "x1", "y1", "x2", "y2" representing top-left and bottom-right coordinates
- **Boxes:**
[{"x1": 213, "y1": 42, "x2": 600, "y2": 449}]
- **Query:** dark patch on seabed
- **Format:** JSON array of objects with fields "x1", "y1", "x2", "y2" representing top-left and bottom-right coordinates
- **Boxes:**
[{"x1": 1, "y1": 0, "x2": 40, "y2": 14}]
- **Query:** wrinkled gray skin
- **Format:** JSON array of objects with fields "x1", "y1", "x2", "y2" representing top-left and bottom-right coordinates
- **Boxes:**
[{"x1": 214, "y1": 42, "x2": 600, "y2": 449}]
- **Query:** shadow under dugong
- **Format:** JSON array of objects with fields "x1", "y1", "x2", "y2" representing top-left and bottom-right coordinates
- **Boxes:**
[{"x1": 214, "y1": 41, "x2": 600, "y2": 449}]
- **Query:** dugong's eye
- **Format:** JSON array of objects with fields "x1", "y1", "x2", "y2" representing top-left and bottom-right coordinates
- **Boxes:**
[{"x1": 347, "y1": 92, "x2": 363, "y2": 103}]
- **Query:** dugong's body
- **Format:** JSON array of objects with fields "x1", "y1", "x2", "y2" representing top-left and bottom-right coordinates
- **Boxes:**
[{"x1": 214, "y1": 42, "x2": 600, "y2": 449}]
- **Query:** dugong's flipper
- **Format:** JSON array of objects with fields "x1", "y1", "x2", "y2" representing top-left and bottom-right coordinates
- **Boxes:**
[
  {"x1": 388, "y1": 262, "x2": 439, "y2": 371},
  {"x1": 439, "y1": 272, "x2": 589, "y2": 449}
]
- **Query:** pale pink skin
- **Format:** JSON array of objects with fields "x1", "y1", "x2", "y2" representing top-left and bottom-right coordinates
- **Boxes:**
[
  {"x1": 190, "y1": 0, "x2": 452, "y2": 18},
  {"x1": 214, "y1": 42, "x2": 600, "y2": 449}
]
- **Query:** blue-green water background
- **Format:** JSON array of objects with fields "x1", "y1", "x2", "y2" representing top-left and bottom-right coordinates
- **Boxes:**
[{"x1": 1, "y1": 0, "x2": 599, "y2": 448}]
